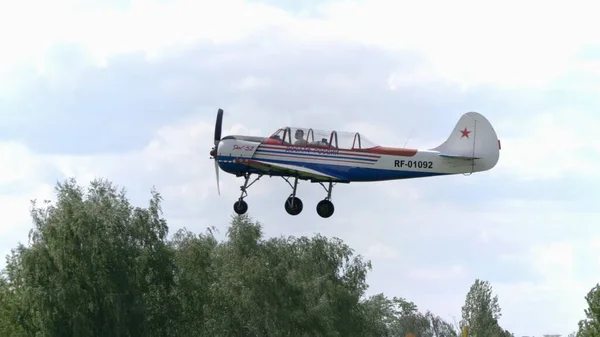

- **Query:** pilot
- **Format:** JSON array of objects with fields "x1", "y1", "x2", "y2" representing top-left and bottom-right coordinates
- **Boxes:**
[{"x1": 294, "y1": 129, "x2": 308, "y2": 145}]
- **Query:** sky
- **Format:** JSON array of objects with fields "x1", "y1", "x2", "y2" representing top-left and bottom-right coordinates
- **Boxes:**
[{"x1": 1, "y1": 0, "x2": 600, "y2": 335}]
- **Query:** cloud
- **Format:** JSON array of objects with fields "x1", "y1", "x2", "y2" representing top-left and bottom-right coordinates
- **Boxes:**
[
  {"x1": 3, "y1": 0, "x2": 600, "y2": 92},
  {"x1": 497, "y1": 110, "x2": 600, "y2": 180},
  {"x1": 365, "y1": 242, "x2": 400, "y2": 260},
  {"x1": 232, "y1": 76, "x2": 272, "y2": 91},
  {"x1": 494, "y1": 238, "x2": 600, "y2": 334},
  {"x1": 408, "y1": 265, "x2": 467, "y2": 281}
]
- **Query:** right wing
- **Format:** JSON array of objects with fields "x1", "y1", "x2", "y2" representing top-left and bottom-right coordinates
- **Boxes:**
[{"x1": 234, "y1": 158, "x2": 345, "y2": 181}]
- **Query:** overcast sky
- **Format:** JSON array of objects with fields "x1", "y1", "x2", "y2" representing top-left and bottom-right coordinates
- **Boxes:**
[{"x1": 2, "y1": 0, "x2": 600, "y2": 335}]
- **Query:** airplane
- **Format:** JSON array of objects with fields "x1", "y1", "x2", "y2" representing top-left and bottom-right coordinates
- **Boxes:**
[{"x1": 209, "y1": 109, "x2": 501, "y2": 218}]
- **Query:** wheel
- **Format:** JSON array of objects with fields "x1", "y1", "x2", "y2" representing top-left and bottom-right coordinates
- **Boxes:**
[
  {"x1": 316, "y1": 199, "x2": 334, "y2": 218},
  {"x1": 284, "y1": 197, "x2": 303, "y2": 215},
  {"x1": 233, "y1": 200, "x2": 248, "y2": 215}
]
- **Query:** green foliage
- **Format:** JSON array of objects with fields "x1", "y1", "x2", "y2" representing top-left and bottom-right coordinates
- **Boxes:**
[
  {"x1": 171, "y1": 214, "x2": 376, "y2": 336},
  {"x1": 0, "y1": 273, "x2": 27, "y2": 336},
  {"x1": 1, "y1": 178, "x2": 177, "y2": 336},
  {"x1": 0, "y1": 178, "x2": 515, "y2": 337},
  {"x1": 577, "y1": 284, "x2": 600, "y2": 337},
  {"x1": 460, "y1": 279, "x2": 513, "y2": 337},
  {"x1": 360, "y1": 294, "x2": 459, "y2": 337}
]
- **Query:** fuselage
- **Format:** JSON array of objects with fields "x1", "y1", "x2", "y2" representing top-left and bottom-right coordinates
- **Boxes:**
[{"x1": 215, "y1": 135, "x2": 477, "y2": 182}]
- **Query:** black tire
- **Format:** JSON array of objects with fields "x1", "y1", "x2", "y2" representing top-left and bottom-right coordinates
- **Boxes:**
[
  {"x1": 284, "y1": 197, "x2": 303, "y2": 215},
  {"x1": 233, "y1": 200, "x2": 248, "y2": 215},
  {"x1": 316, "y1": 199, "x2": 334, "y2": 218}
]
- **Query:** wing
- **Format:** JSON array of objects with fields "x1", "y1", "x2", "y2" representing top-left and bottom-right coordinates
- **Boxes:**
[{"x1": 235, "y1": 158, "x2": 345, "y2": 181}]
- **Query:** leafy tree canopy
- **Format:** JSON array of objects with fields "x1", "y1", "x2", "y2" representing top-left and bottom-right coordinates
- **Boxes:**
[
  {"x1": 0, "y1": 178, "x2": 520, "y2": 337},
  {"x1": 577, "y1": 284, "x2": 600, "y2": 337}
]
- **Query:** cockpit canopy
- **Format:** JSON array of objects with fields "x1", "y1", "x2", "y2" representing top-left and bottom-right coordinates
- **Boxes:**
[{"x1": 267, "y1": 127, "x2": 378, "y2": 149}]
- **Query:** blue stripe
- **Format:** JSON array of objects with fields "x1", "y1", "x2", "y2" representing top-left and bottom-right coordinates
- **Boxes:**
[
  {"x1": 216, "y1": 155, "x2": 447, "y2": 182},
  {"x1": 255, "y1": 148, "x2": 378, "y2": 162}
]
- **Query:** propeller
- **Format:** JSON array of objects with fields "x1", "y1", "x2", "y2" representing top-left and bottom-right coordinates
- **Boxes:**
[{"x1": 210, "y1": 108, "x2": 224, "y2": 195}]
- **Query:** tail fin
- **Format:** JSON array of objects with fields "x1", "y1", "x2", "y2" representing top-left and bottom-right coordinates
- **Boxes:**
[{"x1": 431, "y1": 112, "x2": 500, "y2": 172}]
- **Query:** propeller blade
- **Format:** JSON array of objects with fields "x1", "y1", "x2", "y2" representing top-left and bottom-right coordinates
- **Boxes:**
[
  {"x1": 214, "y1": 108, "x2": 223, "y2": 145},
  {"x1": 212, "y1": 108, "x2": 223, "y2": 195},
  {"x1": 214, "y1": 158, "x2": 220, "y2": 196}
]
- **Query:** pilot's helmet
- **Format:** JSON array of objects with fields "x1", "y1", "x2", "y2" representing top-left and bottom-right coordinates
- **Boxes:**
[{"x1": 294, "y1": 129, "x2": 304, "y2": 139}]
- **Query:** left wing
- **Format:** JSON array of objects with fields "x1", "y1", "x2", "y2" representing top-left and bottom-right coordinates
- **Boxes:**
[{"x1": 234, "y1": 158, "x2": 345, "y2": 181}]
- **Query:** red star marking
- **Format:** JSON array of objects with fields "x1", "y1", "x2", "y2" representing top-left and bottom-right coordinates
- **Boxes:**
[{"x1": 460, "y1": 127, "x2": 471, "y2": 138}]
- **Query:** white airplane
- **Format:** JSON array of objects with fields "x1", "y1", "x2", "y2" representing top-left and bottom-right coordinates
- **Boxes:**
[{"x1": 210, "y1": 109, "x2": 501, "y2": 218}]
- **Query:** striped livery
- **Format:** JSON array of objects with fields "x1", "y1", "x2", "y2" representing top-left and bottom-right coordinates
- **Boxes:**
[{"x1": 210, "y1": 110, "x2": 501, "y2": 217}]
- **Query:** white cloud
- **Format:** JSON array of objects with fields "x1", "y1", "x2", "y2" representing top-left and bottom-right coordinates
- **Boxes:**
[
  {"x1": 47, "y1": 116, "x2": 273, "y2": 203},
  {"x1": 0, "y1": 185, "x2": 53, "y2": 237},
  {"x1": 3, "y1": 0, "x2": 599, "y2": 91},
  {"x1": 408, "y1": 265, "x2": 467, "y2": 281},
  {"x1": 0, "y1": 141, "x2": 56, "y2": 236},
  {"x1": 291, "y1": 0, "x2": 599, "y2": 89},
  {"x1": 497, "y1": 110, "x2": 600, "y2": 180},
  {"x1": 232, "y1": 76, "x2": 272, "y2": 91},
  {"x1": 494, "y1": 238, "x2": 600, "y2": 335},
  {"x1": 365, "y1": 242, "x2": 400, "y2": 259},
  {"x1": 0, "y1": 141, "x2": 40, "y2": 184},
  {"x1": 0, "y1": 0, "x2": 289, "y2": 73},
  {"x1": 0, "y1": 114, "x2": 275, "y2": 233}
]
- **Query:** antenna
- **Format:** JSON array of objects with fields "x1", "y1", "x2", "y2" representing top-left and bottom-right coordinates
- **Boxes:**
[{"x1": 403, "y1": 129, "x2": 413, "y2": 148}]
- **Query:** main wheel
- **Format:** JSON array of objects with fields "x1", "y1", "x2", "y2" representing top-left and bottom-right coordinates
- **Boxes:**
[
  {"x1": 233, "y1": 200, "x2": 248, "y2": 215},
  {"x1": 316, "y1": 199, "x2": 334, "y2": 218},
  {"x1": 284, "y1": 197, "x2": 303, "y2": 215}
]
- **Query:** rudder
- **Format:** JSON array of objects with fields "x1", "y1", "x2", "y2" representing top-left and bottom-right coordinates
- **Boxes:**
[{"x1": 431, "y1": 112, "x2": 500, "y2": 172}]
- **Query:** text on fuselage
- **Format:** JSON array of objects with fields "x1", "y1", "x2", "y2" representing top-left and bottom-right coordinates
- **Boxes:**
[
  {"x1": 394, "y1": 160, "x2": 433, "y2": 169},
  {"x1": 285, "y1": 146, "x2": 340, "y2": 155},
  {"x1": 233, "y1": 145, "x2": 255, "y2": 151}
]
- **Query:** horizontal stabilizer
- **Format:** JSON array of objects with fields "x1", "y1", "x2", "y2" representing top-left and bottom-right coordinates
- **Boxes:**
[{"x1": 438, "y1": 153, "x2": 481, "y2": 160}]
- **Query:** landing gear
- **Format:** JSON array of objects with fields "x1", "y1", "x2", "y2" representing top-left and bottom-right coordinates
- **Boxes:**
[
  {"x1": 282, "y1": 176, "x2": 303, "y2": 215},
  {"x1": 233, "y1": 173, "x2": 262, "y2": 215},
  {"x1": 231, "y1": 173, "x2": 335, "y2": 218},
  {"x1": 316, "y1": 182, "x2": 335, "y2": 218}
]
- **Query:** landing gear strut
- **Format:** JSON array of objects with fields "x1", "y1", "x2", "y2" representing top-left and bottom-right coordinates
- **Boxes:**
[
  {"x1": 316, "y1": 182, "x2": 335, "y2": 218},
  {"x1": 233, "y1": 173, "x2": 262, "y2": 215},
  {"x1": 282, "y1": 176, "x2": 303, "y2": 215}
]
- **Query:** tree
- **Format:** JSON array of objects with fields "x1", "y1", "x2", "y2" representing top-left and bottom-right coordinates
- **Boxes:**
[
  {"x1": 577, "y1": 284, "x2": 600, "y2": 337},
  {"x1": 0, "y1": 177, "x2": 501, "y2": 337},
  {"x1": 2, "y1": 178, "x2": 179, "y2": 336},
  {"x1": 168, "y1": 226, "x2": 219, "y2": 336},
  {"x1": 0, "y1": 273, "x2": 26, "y2": 336},
  {"x1": 425, "y1": 311, "x2": 461, "y2": 337},
  {"x1": 460, "y1": 279, "x2": 513, "y2": 337},
  {"x1": 361, "y1": 293, "x2": 459, "y2": 337},
  {"x1": 194, "y1": 215, "x2": 377, "y2": 336}
]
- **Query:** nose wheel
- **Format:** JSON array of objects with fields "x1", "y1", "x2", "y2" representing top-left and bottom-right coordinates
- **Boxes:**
[
  {"x1": 233, "y1": 173, "x2": 262, "y2": 215},
  {"x1": 233, "y1": 200, "x2": 248, "y2": 214},
  {"x1": 316, "y1": 181, "x2": 335, "y2": 218},
  {"x1": 282, "y1": 176, "x2": 303, "y2": 215}
]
